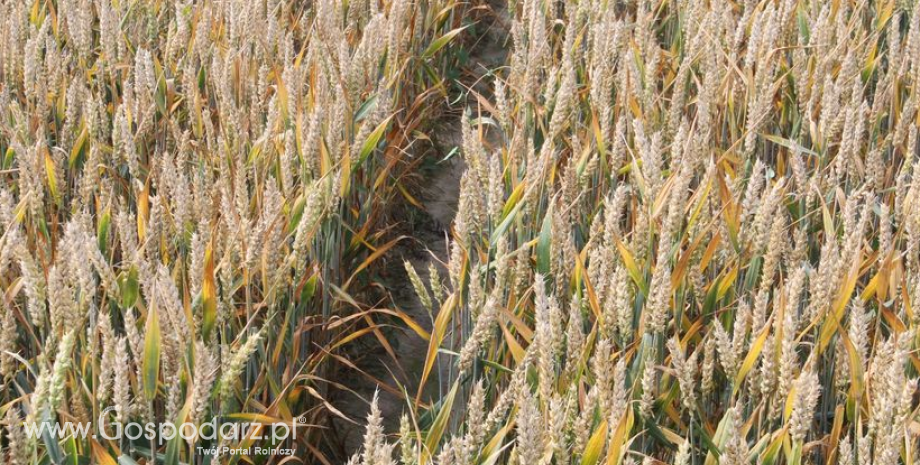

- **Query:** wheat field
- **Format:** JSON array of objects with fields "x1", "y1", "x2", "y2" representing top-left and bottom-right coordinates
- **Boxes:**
[{"x1": 2, "y1": 0, "x2": 920, "y2": 464}]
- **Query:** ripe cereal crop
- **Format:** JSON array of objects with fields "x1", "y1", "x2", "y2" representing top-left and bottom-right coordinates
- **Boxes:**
[{"x1": 4, "y1": 0, "x2": 920, "y2": 464}]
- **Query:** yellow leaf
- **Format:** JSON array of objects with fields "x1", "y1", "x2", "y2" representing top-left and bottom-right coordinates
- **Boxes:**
[
  {"x1": 615, "y1": 238, "x2": 647, "y2": 296},
  {"x1": 784, "y1": 383, "x2": 796, "y2": 422},
  {"x1": 606, "y1": 408, "x2": 634, "y2": 465},
  {"x1": 331, "y1": 327, "x2": 375, "y2": 350},
  {"x1": 576, "y1": 252, "x2": 602, "y2": 320},
  {"x1": 43, "y1": 149, "x2": 58, "y2": 202},
  {"x1": 202, "y1": 240, "x2": 217, "y2": 341},
  {"x1": 342, "y1": 236, "x2": 405, "y2": 292},
  {"x1": 226, "y1": 413, "x2": 285, "y2": 424},
  {"x1": 699, "y1": 232, "x2": 722, "y2": 272},
  {"x1": 581, "y1": 420, "x2": 608, "y2": 465},
  {"x1": 417, "y1": 294, "x2": 457, "y2": 403},
  {"x1": 90, "y1": 440, "x2": 118, "y2": 465},
  {"x1": 652, "y1": 174, "x2": 677, "y2": 218},
  {"x1": 663, "y1": 427, "x2": 687, "y2": 447},
  {"x1": 137, "y1": 180, "x2": 150, "y2": 242},
  {"x1": 276, "y1": 73, "x2": 289, "y2": 121},
  {"x1": 500, "y1": 321, "x2": 525, "y2": 364},
  {"x1": 69, "y1": 125, "x2": 88, "y2": 168},
  {"x1": 734, "y1": 320, "x2": 771, "y2": 395},
  {"x1": 372, "y1": 308, "x2": 431, "y2": 340},
  {"x1": 818, "y1": 257, "x2": 861, "y2": 353},
  {"x1": 592, "y1": 110, "x2": 607, "y2": 159},
  {"x1": 480, "y1": 424, "x2": 512, "y2": 465},
  {"x1": 717, "y1": 266, "x2": 738, "y2": 299},
  {"x1": 398, "y1": 182, "x2": 424, "y2": 208},
  {"x1": 501, "y1": 181, "x2": 527, "y2": 218}
]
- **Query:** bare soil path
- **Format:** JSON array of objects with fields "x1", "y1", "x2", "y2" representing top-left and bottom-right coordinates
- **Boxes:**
[{"x1": 329, "y1": 3, "x2": 510, "y2": 460}]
